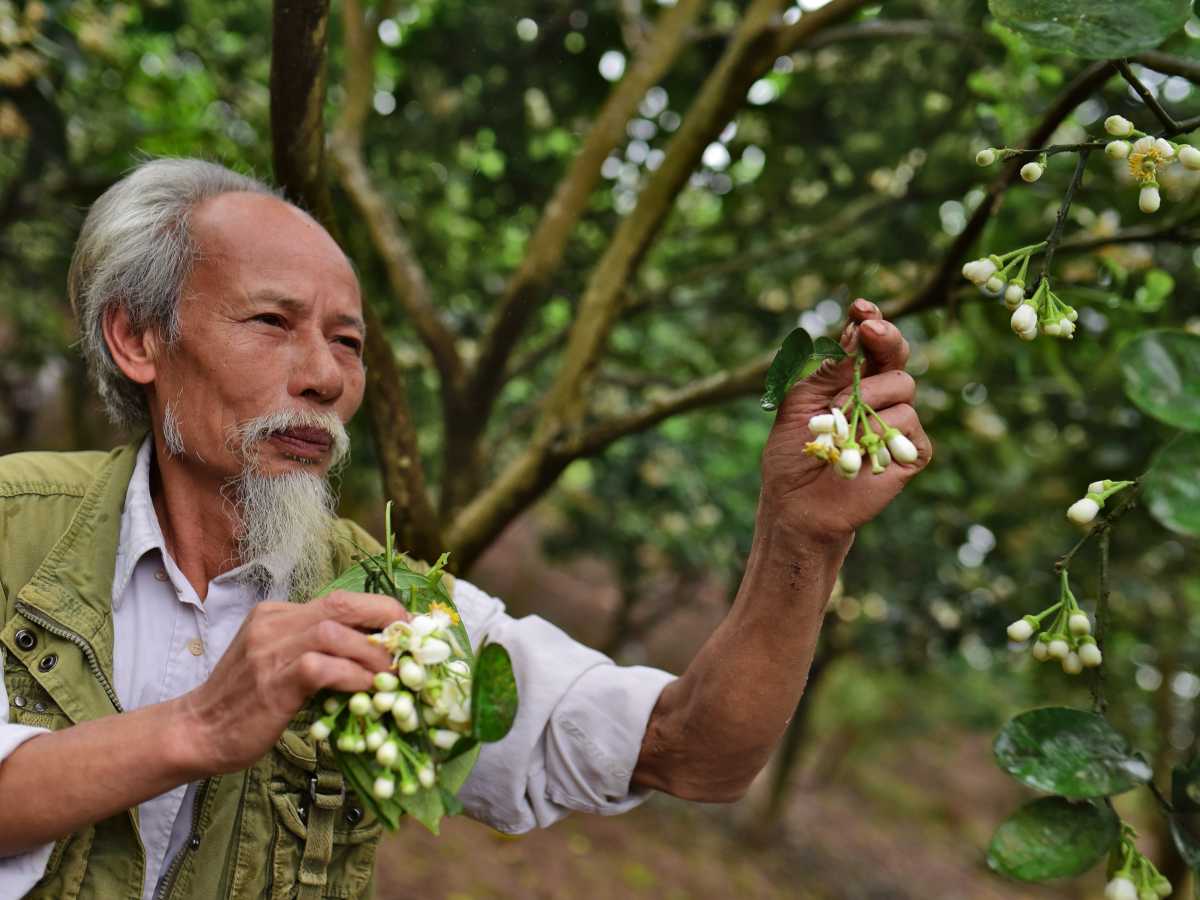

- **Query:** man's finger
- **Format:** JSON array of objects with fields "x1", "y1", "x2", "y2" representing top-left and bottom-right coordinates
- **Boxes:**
[
  {"x1": 858, "y1": 318, "x2": 910, "y2": 374},
  {"x1": 835, "y1": 370, "x2": 915, "y2": 410},
  {"x1": 305, "y1": 590, "x2": 412, "y2": 631},
  {"x1": 839, "y1": 298, "x2": 882, "y2": 353},
  {"x1": 304, "y1": 619, "x2": 395, "y2": 673}
]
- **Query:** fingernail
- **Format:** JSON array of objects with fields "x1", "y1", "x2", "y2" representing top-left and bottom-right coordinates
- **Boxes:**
[
  {"x1": 863, "y1": 320, "x2": 886, "y2": 336},
  {"x1": 855, "y1": 298, "x2": 879, "y2": 314}
]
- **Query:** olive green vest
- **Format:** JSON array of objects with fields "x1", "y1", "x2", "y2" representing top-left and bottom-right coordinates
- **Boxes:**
[{"x1": 1, "y1": 442, "x2": 388, "y2": 899}]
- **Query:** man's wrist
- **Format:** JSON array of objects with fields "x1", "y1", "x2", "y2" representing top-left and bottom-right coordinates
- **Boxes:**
[
  {"x1": 161, "y1": 694, "x2": 215, "y2": 781},
  {"x1": 755, "y1": 492, "x2": 855, "y2": 554}
]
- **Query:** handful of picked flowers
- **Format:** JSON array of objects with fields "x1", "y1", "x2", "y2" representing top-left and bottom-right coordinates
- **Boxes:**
[{"x1": 309, "y1": 507, "x2": 518, "y2": 833}]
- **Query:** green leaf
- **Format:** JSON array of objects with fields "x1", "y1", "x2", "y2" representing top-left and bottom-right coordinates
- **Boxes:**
[
  {"x1": 994, "y1": 707, "x2": 1153, "y2": 799},
  {"x1": 987, "y1": 797, "x2": 1120, "y2": 881},
  {"x1": 1121, "y1": 330, "x2": 1200, "y2": 431},
  {"x1": 987, "y1": 0, "x2": 1192, "y2": 58},
  {"x1": 760, "y1": 327, "x2": 813, "y2": 411},
  {"x1": 1134, "y1": 269, "x2": 1174, "y2": 313},
  {"x1": 472, "y1": 642, "x2": 519, "y2": 742},
  {"x1": 1145, "y1": 434, "x2": 1200, "y2": 536},
  {"x1": 799, "y1": 336, "x2": 849, "y2": 379}
]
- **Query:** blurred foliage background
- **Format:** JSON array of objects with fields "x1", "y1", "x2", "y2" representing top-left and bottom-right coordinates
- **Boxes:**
[{"x1": 2, "y1": 0, "x2": 1200, "y2": 896}]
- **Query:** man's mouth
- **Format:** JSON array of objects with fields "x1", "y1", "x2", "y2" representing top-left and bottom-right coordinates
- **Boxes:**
[{"x1": 269, "y1": 427, "x2": 333, "y2": 461}]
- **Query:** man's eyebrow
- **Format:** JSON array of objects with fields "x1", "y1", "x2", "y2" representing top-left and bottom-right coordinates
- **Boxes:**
[{"x1": 247, "y1": 290, "x2": 366, "y2": 335}]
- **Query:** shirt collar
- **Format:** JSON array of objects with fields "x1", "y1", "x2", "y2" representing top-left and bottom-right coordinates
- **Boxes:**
[{"x1": 112, "y1": 435, "x2": 167, "y2": 609}]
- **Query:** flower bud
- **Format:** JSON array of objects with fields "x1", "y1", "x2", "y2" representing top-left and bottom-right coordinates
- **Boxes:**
[
  {"x1": 837, "y1": 447, "x2": 862, "y2": 477},
  {"x1": 1153, "y1": 876, "x2": 1173, "y2": 898},
  {"x1": 348, "y1": 692, "x2": 372, "y2": 717},
  {"x1": 831, "y1": 407, "x2": 850, "y2": 443},
  {"x1": 1079, "y1": 642, "x2": 1103, "y2": 668},
  {"x1": 1007, "y1": 618, "x2": 1034, "y2": 642},
  {"x1": 1043, "y1": 320, "x2": 1062, "y2": 336},
  {"x1": 1154, "y1": 138, "x2": 1175, "y2": 159},
  {"x1": 376, "y1": 739, "x2": 399, "y2": 767},
  {"x1": 1105, "y1": 140, "x2": 1131, "y2": 160},
  {"x1": 1016, "y1": 326, "x2": 1037, "y2": 342},
  {"x1": 1058, "y1": 318, "x2": 1075, "y2": 338},
  {"x1": 396, "y1": 711, "x2": 420, "y2": 733},
  {"x1": 399, "y1": 657, "x2": 427, "y2": 690},
  {"x1": 1011, "y1": 303, "x2": 1038, "y2": 335},
  {"x1": 1140, "y1": 185, "x2": 1161, "y2": 214},
  {"x1": 1104, "y1": 115, "x2": 1134, "y2": 137},
  {"x1": 1068, "y1": 612, "x2": 1091, "y2": 636},
  {"x1": 1088, "y1": 480, "x2": 1107, "y2": 494},
  {"x1": 870, "y1": 446, "x2": 891, "y2": 474},
  {"x1": 1067, "y1": 497, "x2": 1100, "y2": 526},
  {"x1": 885, "y1": 432, "x2": 919, "y2": 465},
  {"x1": 446, "y1": 659, "x2": 471, "y2": 678},
  {"x1": 975, "y1": 148, "x2": 997, "y2": 166},
  {"x1": 1062, "y1": 651, "x2": 1083, "y2": 675},
  {"x1": 414, "y1": 638, "x2": 452, "y2": 666},
  {"x1": 808, "y1": 414, "x2": 835, "y2": 434},
  {"x1": 1020, "y1": 162, "x2": 1043, "y2": 183},
  {"x1": 1180, "y1": 145, "x2": 1200, "y2": 170},
  {"x1": 365, "y1": 722, "x2": 387, "y2": 752},
  {"x1": 373, "y1": 773, "x2": 396, "y2": 800},
  {"x1": 372, "y1": 691, "x2": 397, "y2": 713},
  {"x1": 323, "y1": 697, "x2": 341, "y2": 715},
  {"x1": 391, "y1": 691, "x2": 415, "y2": 721},
  {"x1": 373, "y1": 671, "x2": 400, "y2": 692},
  {"x1": 336, "y1": 733, "x2": 358, "y2": 752},
  {"x1": 1105, "y1": 876, "x2": 1138, "y2": 900},
  {"x1": 1031, "y1": 640, "x2": 1050, "y2": 662},
  {"x1": 418, "y1": 765, "x2": 436, "y2": 789},
  {"x1": 1048, "y1": 639, "x2": 1069, "y2": 660},
  {"x1": 431, "y1": 728, "x2": 462, "y2": 750},
  {"x1": 309, "y1": 718, "x2": 333, "y2": 741},
  {"x1": 1004, "y1": 283, "x2": 1025, "y2": 307}
]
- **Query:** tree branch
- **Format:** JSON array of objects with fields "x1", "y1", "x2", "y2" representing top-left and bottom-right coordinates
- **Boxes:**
[
  {"x1": 1134, "y1": 51, "x2": 1200, "y2": 86},
  {"x1": 882, "y1": 60, "x2": 1117, "y2": 319},
  {"x1": 270, "y1": 0, "x2": 443, "y2": 561},
  {"x1": 1117, "y1": 59, "x2": 1177, "y2": 133},
  {"x1": 801, "y1": 18, "x2": 990, "y2": 52},
  {"x1": 1036, "y1": 149, "x2": 1091, "y2": 288}
]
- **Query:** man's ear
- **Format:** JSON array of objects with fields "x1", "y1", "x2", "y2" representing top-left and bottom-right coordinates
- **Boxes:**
[{"x1": 101, "y1": 304, "x2": 161, "y2": 386}]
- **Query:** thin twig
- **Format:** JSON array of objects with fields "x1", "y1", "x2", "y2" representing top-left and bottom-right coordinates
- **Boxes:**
[
  {"x1": 1147, "y1": 776, "x2": 1175, "y2": 815},
  {"x1": 1055, "y1": 482, "x2": 1140, "y2": 574},
  {"x1": 1037, "y1": 149, "x2": 1091, "y2": 288},
  {"x1": 1118, "y1": 59, "x2": 1178, "y2": 133},
  {"x1": 1091, "y1": 527, "x2": 1110, "y2": 715},
  {"x1": 1006, "y1": 142, "x2": 1107, "y2": 158}
]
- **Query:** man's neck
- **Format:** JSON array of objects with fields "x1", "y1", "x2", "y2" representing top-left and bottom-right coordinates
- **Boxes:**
[{"x1": 148, "y1": 442, "x2": 241, "y2": 601}]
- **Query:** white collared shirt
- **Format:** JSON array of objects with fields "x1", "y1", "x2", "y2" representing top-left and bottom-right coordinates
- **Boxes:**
[{"x1": 0, "y1": 438, "x2": 675, "y2": 898}]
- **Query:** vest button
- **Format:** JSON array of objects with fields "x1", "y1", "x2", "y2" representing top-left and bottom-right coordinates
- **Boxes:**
[
  {"x1": 13, "y1": 630, "x2": 36, "y2": 652},
  {"x1": 344, "y1": 806, "x2": 364, "y2": 827},
  {"x1": 189, "y1": 836, "x2": 201, "y2": 851},
  {"x1": 12, "y1": 695, "x2": 25, "y2": 708},
  {"x1": 38, "y1": 654, "x2": 58, "y2": 672},
  {"x1": 33, "y1": 702, "x2": 46, "y2": 713}
]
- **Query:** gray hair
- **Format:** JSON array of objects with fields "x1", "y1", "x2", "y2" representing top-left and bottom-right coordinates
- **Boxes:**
[{"x1": 68, "y1": 158, "x2": 281, "y2": 427}]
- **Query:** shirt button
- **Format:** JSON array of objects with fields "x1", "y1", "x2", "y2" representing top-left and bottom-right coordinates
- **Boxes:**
[
  {"x1": 187, "y1": 639, "x2": 204, "y2": 657},
  {"x1": 154, "y1": 570, "x2": 169, "y2": 582}
]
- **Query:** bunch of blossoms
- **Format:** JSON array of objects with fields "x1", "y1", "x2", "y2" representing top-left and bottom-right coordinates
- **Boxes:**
[
  {"x1": 804, "y1": 358, "x2": 919, "y2": 478},
  {"x1": 961, "y1": 242, "x2": 1079, "y2": 341},
  {"x1": 1104, "y1": 823, "x2": 1172, "y2": 900},
  {"x1": 1006, "y1": 571, "x2": 1102, "y2": 675},
  {"x1": 1102, "y1": 115, "x2": 1200, "y2": 214},
  {"x1": 1066, "y1": 478, "x2": 1135, "y2": 527},
  {"x1": 310, "y1": 604, "x2": 472, "y2": 800}
]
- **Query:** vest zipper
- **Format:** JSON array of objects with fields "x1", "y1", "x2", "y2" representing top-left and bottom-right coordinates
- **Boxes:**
[
  {"x1": 153, "y1": 778, "x2": 211, "y2": 900},
  {"x1": 14, "y1": 602, "x2": 123, "y2": 713}
]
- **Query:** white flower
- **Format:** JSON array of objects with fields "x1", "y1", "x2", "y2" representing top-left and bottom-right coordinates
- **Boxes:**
[
  {"x1": 1104, "y1": 115, "x2": 1134, "y2": 137},
  {"x1": 446, "y1": 659, "x2": 471, "y2": 679},
  {"x1": 1004, "y1": 283, "x2": 1025, "y2": 307},
  {"x1": 1007, "y1": 618, "x2": 1034, "y2": 642},
  {"x1": 373, "y1": 773, "x2": 396, "y2": 800},
  {"x1": 1020, "y1": 162, "x2": 1043, "y2": 182},
  {"x1": 976, "y1": 148, "x2": 997, "y2": 166},
  {"x1": 1016, "y1": 326, "x2": 1037, "y2": 342},
  {"x1": 372, "y1": 691, "x2": 397, "y2": 713},
  {"x1": 410, "y1": 615, "x2": 439, "y2": 638},
  {"x1": 1031, "y1": 641, "x2": 1050, "y2": 662},
  {"x1": 886, "y1": 431, "x2": 919, "y2": 464},
  {"x1": 1154, "y1": 138, "x2": 1175, "y2": 159},
  {"x1": 373, "y1": 671, "x2": 400, "y2": 692},
  {"x1": 414, "y1": 637, "x2": 452, "y2": 666},
  {"x1": 309, "y1": 719, "x2": 332, "y2": 741},
  {"x1": 447, "y1": 700, "x2": 471, "y2": 727},
  {"x1": 431, "y1": 728, "x2": 462, "y2": 750},
  {"x1": 1067, "y1": 497, "x2": 1100, "y2": 525},
  {"x1": 1133, "y1": 135, "x2": 1156, "y2": 154},
  {"x1": 809, "y1": 413, "x2": 835, "y2": 434},
  {"x1": 837, "y1": 447, "x2": 862, "y2": 478},
  {"x1": 961, "y1": 258, "x2": 998, "y2": 286},
  {"x1": 1105, "y1": 140, "x2": 1131, "y2": 160},
  {"x1": 365, "y1": 723, "x2": 387, "y2": 751},
  {"x1": 1088, "y1": 480, "x2": 1107, "y2": 494},
  {"x1": 1048, "y1": 639, "x2": 1069, "y2": 660},
  {"x1": 418, "y1": 765, "x2": 436, "y2": 790},
  {"x1": 396, "y1": 710, "x2": 420, "y2": 733},
  {"x1": 1180, "y1": 145, "x2": 1200, "y2": 170},
  {"x1": 831, "y1": 407, "x2": 850, "y2": 443},
  {"x1": 1044, "y1": 320, "x2": 1062, "y2": 336},
  {"x1": 348, "y1": 692, "x2": 372, "y2": 717},
  {"x1": 1062, "y1": 651, "x2": 1083, "y2": 675},
  {"x1": 1106, "y1": 876, "x2": 1138, "y2": 900},
  {"x1": 1140, "y1": 186, "x2": 1161, "y2": 214},
  {"x1": 375, "y1": 739, "x2": 399, "y2": 767},
  {"x1": 399, "y1": 657, "x2": 427, "y2": 690},
  {"x1": 1079, "y1": 642, "x2": 1103, "y2": 667},
  {"x1": 391, "y1": 691, "x2": 415, "y2": 721},
  {"x1": 1011, "y1": 304, "x2": 1038, "y2": 335},
  {"x1": 1058, "y1": 318, "x2": 1075, "y2": 338},
  {"x1": 1068, "y1": 613, "x2": 1091, "y2": 636},
  {"x1": 985, "y1": 276, "x2": 1005, "y2": 294}
]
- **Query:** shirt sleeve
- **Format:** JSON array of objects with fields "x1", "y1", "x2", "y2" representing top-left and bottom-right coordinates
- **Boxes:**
[
  {"x1": 451, "y1": 577, "x2": 677, "y2": 834},
  {"x1": 0, "y1": 647, "x2": 56, "y2": 887}
]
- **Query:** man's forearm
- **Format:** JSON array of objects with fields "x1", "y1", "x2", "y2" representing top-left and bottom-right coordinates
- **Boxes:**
[
  {"x1": 632, "y1": 495, "x2": 852, "y2": 801},
  {"x1": 0, "y1": 697, "x2": 203, "y2": 856}
]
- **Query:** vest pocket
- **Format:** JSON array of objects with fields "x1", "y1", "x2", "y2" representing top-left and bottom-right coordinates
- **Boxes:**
[{"x1": 3, "y1": 665, "x2": 70, "y2": 730}]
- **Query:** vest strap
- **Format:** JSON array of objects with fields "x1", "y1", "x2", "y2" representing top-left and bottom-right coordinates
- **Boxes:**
[{"x1": 297, "y1": 760, "x2": 345, "y2": 900}]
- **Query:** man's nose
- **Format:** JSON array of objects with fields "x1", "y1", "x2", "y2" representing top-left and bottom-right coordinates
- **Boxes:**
[{"x1": 290, "y1": 332, "x2": 344, "y2": 403}]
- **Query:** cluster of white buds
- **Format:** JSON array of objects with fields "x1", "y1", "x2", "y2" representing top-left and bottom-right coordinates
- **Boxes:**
[
  {"x1": 1105, "y1": 824, "x2": 1172, "y2": 899},
  {"x1": 805, "y1": 369, "x2": 919, "y2": 480},
  {"x1": 310, "y1": 605, "x2": 473, "y2": 800},
  {"x1": 1006, "y1": 572, "x2": 1102, "y2": 675},
  {"x1": 961, "y1": 241, "x2": 1056, "y2": 321},
  {"x1": 1102, "y1": 116, "x2": 1200, "y2": 214},
  {"x1": 973, "y1": 146, "x2": 1046, "y2": 184},
  {"x1": 1011, "y1": 278, "x2": 1078, "y2": 341},
  {"x1": 1066, "y1": 479, "x2": 1134, "y2": 527}
]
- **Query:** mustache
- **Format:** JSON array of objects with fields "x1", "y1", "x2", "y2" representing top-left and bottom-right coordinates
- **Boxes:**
[{"x1": 228, "y1": 408, "x2": 351, "y2": 469}]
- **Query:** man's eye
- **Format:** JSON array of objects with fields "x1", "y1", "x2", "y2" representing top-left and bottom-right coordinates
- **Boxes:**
[
  {"x1": 254, "y1": 314, "x2": 286, "y2": 328},
  {"x1": 336, "y1": 336, "x2": 363, "y2": 353}
]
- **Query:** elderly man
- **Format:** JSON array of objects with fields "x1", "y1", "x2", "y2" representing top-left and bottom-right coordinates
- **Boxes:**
[{"x1": 0, "y1": 158, "x2": 929, "y2": 899}]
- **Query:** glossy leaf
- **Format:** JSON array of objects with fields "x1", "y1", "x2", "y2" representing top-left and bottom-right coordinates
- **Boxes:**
[
  {"x1": 1145, "y1": 435, "x2": 1200, "y2": 536},
  {"x1": 994, "y1": 707, "x2": 1152, "y2": 798},
  {"x1": 1121, "y1": 330, "x2": 1200, "y2": 431},
  {"x1": 799, "y1": 336, "x2": 849, "y2": 379},
  {"x1": 988, "y1": 797, "x2": 1119, "y2": 881},
  {"x1": 472, "y1": 642, "x2": 519, "y2": 742},
  {"x1": 988, "y1": 0, "x2": 1192, "y2": 58},
  {"x1": 760, "y1": 327, "x2": 813, "y2": 411}
]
